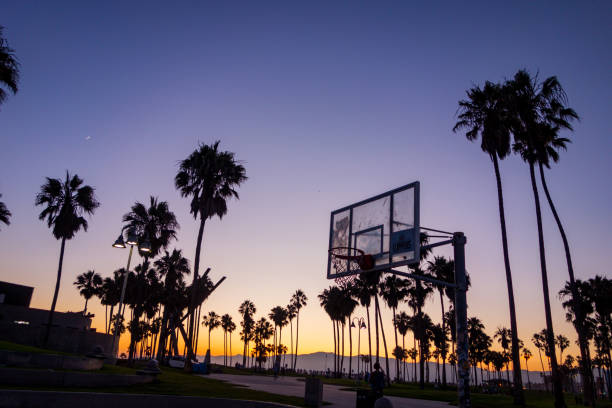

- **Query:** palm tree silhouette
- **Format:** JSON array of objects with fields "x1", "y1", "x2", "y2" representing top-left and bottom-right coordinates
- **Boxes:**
[
  {"x1": 35, "y1": 172, "x2": 99, "y2": 344},
  {"x1": 427, "y1": 256, "x2": 454, "y2": 387},
  {"x1": 555, "y1": 335, "x2": 570, "y2": 365},
  {"x1": 74, "y1": 270, "x2": 102, "y2": 314},
  {"x1": 290, "y1": 289, "x2": 308, "y2": 370},
  {"x1": 202, "y1": 311, "x2": 221, "y2": 355},
  {"x1": 175, "y1": 141, "x2": 247, "y2": 367},
  {"x1": 0, "y1": 194, "x2": 11, "y2": 229},
  {"x1": 352, "y1": 276, "x2": 374, "y2": 372},
  {"x1": 221, "y1": 314, "x2": 234, "y2": 366},
  {"x1": 239, "y1": 300, "x2": 256, "y2": 367},
  {"x1": 268, "y1": 306, "x2": 289, "y2": 364},
  {"x1": 227, "y1": 317, "x2": 236, "y2": 367},
  {"x1": 394, "y1": 311, "x2": 411, "y2": 381},
  {"x1": 286, "y1": 303, "x2": 297, "y2": 369},
  {"x1": 154, "y1": 249, "x2": 190, "y2": 361},
  {"x1": 509, "y1": 70, "x2": 577, "y2": 408},
  {"x1": 454, "y1": 80, "x2": 525, "y2": 404},
  {"x1": 0, "y1": 26, "x2": 19, "y2": 109},
  {"x1": 494, "y1": 327, "x2": 512, "y2": 385},
  {"x1": 523, "y1": 348, "x2": 532, "y2": 390},
  {"x1": 380, "y1": 274, "x2": 408, "y2": 381},
  {"x1": 100, "y1": 270, "x2": 123, "y2": 334},
  {"x1": 319, "y1": 285, "x2": 343, "y2": 375}
]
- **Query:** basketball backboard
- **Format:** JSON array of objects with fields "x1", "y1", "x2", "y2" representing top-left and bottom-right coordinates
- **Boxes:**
[{"x1": 327, "y1": 181, "x2": 420, "y2": 279}]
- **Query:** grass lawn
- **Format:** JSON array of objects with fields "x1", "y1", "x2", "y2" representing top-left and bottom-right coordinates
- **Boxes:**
[
  {"x1": 0, "y1": 340, "x2": 72, "y2": 355},
  {"x1": 1, "y1": 366, "x2": 306, "y2": 407}
]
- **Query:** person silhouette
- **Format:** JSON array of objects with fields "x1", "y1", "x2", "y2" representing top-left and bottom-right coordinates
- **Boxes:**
[{"x1": 369, "y1": 362, "x2": 385, "y2": 400}]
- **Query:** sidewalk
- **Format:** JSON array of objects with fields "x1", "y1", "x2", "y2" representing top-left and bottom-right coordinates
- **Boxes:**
[{"x1": 207, "y1": 374, "x2": 449, "y2": 408}]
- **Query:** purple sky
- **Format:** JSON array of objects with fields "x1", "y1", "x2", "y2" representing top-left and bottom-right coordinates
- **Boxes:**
[{"x1": 1, "y1": 2, "x2": 611, "y2": 354}]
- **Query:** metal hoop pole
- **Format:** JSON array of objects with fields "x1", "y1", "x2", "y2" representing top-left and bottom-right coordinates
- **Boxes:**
[{"x1": 453, "y1": 232, "x2": 471, "y2": 408}]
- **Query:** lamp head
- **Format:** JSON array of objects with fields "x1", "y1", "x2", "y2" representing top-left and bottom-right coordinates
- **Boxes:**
[
  {"x1": 139, "y1": 238, "x2": 152, "y2": 253},
  {"x1": 126, "y1": 233, "x2": 139, "y2": 246},
  {"x1": 112, "y1": 235, "x2": 126, "y2": 248},
  {"x1": 350, "y1": 322, "x2": 356, "y2": 328},
  {"x1": 360, "y1": 321, "x2": 366, "y2": 329}
]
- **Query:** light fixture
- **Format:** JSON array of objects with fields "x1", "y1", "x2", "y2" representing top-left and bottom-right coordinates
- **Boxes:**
[
  {"x1": 139, "y1": 238, "x2": 152, "y2": 253},
  {"x1": 126, "y1": 233, "x2": 138, "y2": 246},
  {"x1": 361, "y1": 322, "x2": 366, "y2": 329},
  {"x1": 112, "y1": 235, "x2": 126, "y2": 248},
  {"x1": 350, "y1": 322, "x2": 356, "y2": 328}
]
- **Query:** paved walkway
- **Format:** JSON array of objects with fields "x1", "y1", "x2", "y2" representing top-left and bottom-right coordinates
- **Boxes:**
[{"x1": 208, "y1": 374, "x2": 449, "y2": 408}]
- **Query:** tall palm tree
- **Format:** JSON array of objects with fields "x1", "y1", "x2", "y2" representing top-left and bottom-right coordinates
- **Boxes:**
[
  {"x1": 353, "y1": 276, "x2": 374, "y2": 372},
  {"x1": 221, "y1": 314, "x2": 234, "y2": 366},
  {"x1": 73, "y1": 270, "x2": 102, "y2": 314},
  {"x1": 122, "y1": 196, "x2": 179, "y2": 260},
  {"x1": 0, "y1": 26, "x2": 19, "y2": 109},
  {"x1": 319, "y1": 286, "x2": 343, "y2": 375},
  {"x1": 175, "y1": 141, "x2": 247, "y2": 367},
  {"x1": 0, "y1": 194, "x2": 11, "y2": 229},
  {"x1": 494, "y1": 327, "x2": 512, "y2": 384},
  {"x1": 35, "y1": 172, "x2": 99, "y2": 343},
  {"x1": 394, "y1": 311, "x2": 411, "y2": 381},
  {"x1": 239, "y1": 300, "x2": 256, "y2": 367},
  {"x1": 268, "y1": 306, "x2": 289, "y2": 363},
  {"x1": 227, "y1": 318, "x2": 237, "y2": 367},
  {"x1": 290, "y1": 289, "x2": 308, "y2": 370},
  {"x1": 202, "y1": 311, "x2": 221, "y2": 354},
  {"x1": 509, "y1": 70, "x2": 578, "y2": 408},
  {"x1": 380, "y1": 275, "x2": 408, "y2": 381},
  {"x1": 286, "y1": 303, "x2": 297, "y2": 370},
  {"x1": 454, "y1": 80, "x2": 524, "y2": 404},
  {"x1": 427, "y1": 256, "x2": 454, "y2": 387}
]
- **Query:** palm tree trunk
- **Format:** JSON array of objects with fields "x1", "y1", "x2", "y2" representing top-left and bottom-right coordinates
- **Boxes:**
[
  {"x1": 84, "y1": 298, "x2": 89, "y2": 314},
  {"x1": 186, "y1": 218, "x2": 206, "y2": 371},
  {"x1": 332, "y1": 320, "x2": 337, "y2": 374},
  {"x1": 439, "y1": 291, "x2": 447, "y2": 387},
  {"x1": 229, "y1": 331, "x2": 232, "y2": 367},
  {"x1": 104, "y1": 305, "x2": 108, "y2": 334},
  {"x1": 393, "y1": 306, "x2": 400, "y2": 381},
  {"x1": 537, "y1": 348, "x2": 549, "y2": 392},
  {"x1": 294, "y1": 312, "x2": 300, "y2": 370},
  {"x1": 376, "y1": 297, "x2": 390, "y2": 385},
  {"x1": 44, "y1": 237, "x2": 66, "y2": 345},
  {"x1": 374, "y1": 298, "x2": 380, "y2": 365},
  {"x1": 366, "y1": 305, "x2": 373, "y2": 372},
  {"x1": 525, "y1": 359, "x2": 531, "y2": 390},
  {"x1": 491, "y1": 153, "x2": 525, "y2": 405},
  {"x1": 341, "y1": 322, "x2": 345, "y2": 374},
  {"x1": 108, "y1": 305, "x2": 115, "y2": 334},
  {"x1": 539, "y1": 162, "x2": 595, "y2": 405},
  {"x1": 529, "y1": 161, "x2": 565, "y2": 408},
  {"x1": 290, "y1": 318, "x2": 294, "y2": 370},
  {"x1": 349, "y1": 316, "x2": 353, "y2": 378}
]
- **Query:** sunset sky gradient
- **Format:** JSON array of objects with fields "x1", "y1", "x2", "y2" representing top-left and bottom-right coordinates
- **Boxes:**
[{"x1": 1, "y1": 2, "x2": 611, "y2": 358}]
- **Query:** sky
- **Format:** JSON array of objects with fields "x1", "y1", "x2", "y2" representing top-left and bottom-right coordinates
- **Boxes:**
[{"x1": 1, "y1": 1, "x2": 611, "y2": 359}]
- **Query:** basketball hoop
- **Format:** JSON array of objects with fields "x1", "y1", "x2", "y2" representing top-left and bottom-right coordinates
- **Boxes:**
[{"x1": 328, "y1": 247, "x2": 374, "y2": 287}]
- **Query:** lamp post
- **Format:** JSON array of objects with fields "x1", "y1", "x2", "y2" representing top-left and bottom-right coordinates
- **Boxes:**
[
  {"x1": 350, "y1": 317, "x2": 366, "y2": 377},
  {"x1": 109, "y1": 232, "x2": 150, "y2": 357}
]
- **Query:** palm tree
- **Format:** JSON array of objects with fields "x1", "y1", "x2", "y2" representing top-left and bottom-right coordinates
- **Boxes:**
[
  {"x1": 532, "y1": 330, "x2": 551, "y2": 392},
  {"x1": 100, "y1": 270, "x2": 122, "y2": 334},
  {"x1": 73, "y1": 270, "x2": 102, "y2": 314},
  {"x1": 380, "y1": 274, "x2": 408, "y2": 381},
  {"x1": 319, "y1": 286, "x2": 343, "y2": 375},
  {"x1": 494, "y1": 327, "x2": 512, "y2": 384},
  {"x1": 155, "y1": 249, "x2": 190, "y2": 361},
  {"x1": 0, "y1": 194, "x2": 11, "y2": 229},
  {"x1": 509, "y1": 70, "x2": 578, "y2": 408},
  {"x1": 427, "y1": 256, "x2": 454, "y2": 387},
  {"x1": 221, "y1": 314, "x2": 234, "y2": 366},
  {"x1": 353, "y1": 276, "x2": 374, "y2": 372},
  {"x1": 523, "y1": 348, "x2": 533, "y2": 390},
  {"x1": 286, "y1": 303, "x2": 297, "y2": 370},
  {"x1": 268, "y1": 306, "x2": 289, "y2": 364},
  {"x1": 0, "y1": 26, "x2": 19, "y2": 109},
  {"x1": 239, "y1": 300, "x2": 256, "y2": 367},
  {"x1": 35, "y1": 172, "x2": 100, "y2": 343},
  {"x1": 202, "y1": 311, "x2": 221, "y2": 354},
  {"x1": 454, "y1": 80, "x2": 524, "y2": 404},
  {"x1": 290, "y1": 289, "x2": 308, "y2": 371},
  {"x1": 556, "y1": 335, "x2": 570, "y2": 365},
  {"x1": 122, "y1": 196, "x2": 179, "y2": 260},
  {"x1": 227, "y1": 318, "x2": 237, "y2": 367},
  {"x1": 175, "y1": 141, "x2": 247, "y2": 367},
  {"x1": 394, "y1": 311, "x2": 411, "y2": 381}
]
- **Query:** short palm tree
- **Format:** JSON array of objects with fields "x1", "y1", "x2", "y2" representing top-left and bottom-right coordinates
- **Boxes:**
[
  {"x1": 523, "y1": 348, "x2": 532, "y2": 390},
  {"x1": 290, "y1": 289, "x2": 308, "y2": 370},
  {"x1": 100, "y1": 270, "x2": 122, "y2": 334},
  {"x1": 35, "y1": 172, "x2": 99, "y2": 343},
  {"x1": 380, "y1": 274, "x2": 408, "y2": 381},
  {"x1": 0, "y1": 194, "x2": 11, "y2": 229},
  {"x1": 0, "y1": 26, "x2": 19, "y2": 108},
  {"x1": 74, "y1": 270, "x2": 102, "y2": 314},
  {"x1": 454, "y1": 80, "x2": 524, "y2": 403},
  {"x1": 509, "y1": 70, "x2": 577, "y2": 408},
  {"x1": 175, "y1": 141, "x2": 247, "y2": 366}
]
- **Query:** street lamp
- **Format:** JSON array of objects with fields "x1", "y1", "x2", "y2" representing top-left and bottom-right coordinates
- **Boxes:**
[
  {"x1": 109, "y1": 231, "x2": 140, "y2": 357},
  {"x1": 351, "y1": 317, "x2": 366, "y2": 378}
]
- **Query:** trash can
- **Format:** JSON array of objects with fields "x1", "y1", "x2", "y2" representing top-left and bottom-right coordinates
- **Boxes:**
[{"x1": 304, "y1": 377, "x2": 323, "y2": 407}]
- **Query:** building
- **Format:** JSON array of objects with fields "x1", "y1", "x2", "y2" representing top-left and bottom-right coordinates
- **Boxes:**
[{"x1": 0, "y1": 280, "x2": 113, "y2": 355}]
